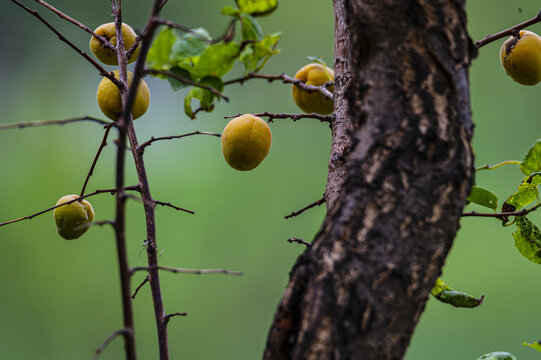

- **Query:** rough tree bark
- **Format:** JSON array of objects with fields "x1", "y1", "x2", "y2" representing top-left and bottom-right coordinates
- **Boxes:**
[{"x1": 264, "y1": 1, "x2": 475, "y2": 359}]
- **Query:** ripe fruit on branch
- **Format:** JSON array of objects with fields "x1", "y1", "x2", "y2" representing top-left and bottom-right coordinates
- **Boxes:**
[
  {"x1": 221, "y1": 114, "x2": 272, "y2": 171},
  {"x1": 90, "y1": 22, "x2": 140, "y2": 65},
  {"x1": 53, "y1": 195, "x2": 95, "y2": 240},
  {"x1": 291, "y1": 63, "x2": 334, "y2": 114},
  {"x1": 97, "y1": 70, "x2": 150, "y2": 120},
  {"x1": 500, "y1": 30, "x2": 541, "y2": 86}
]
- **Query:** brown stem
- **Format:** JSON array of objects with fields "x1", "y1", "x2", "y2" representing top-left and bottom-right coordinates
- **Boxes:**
[
  {"x1": 224, "y1": 112, "x2": 332, "y2": 123},
  {"x1": 0, "y1": 116, "x2": 111, "y2": 130},
  {"x1": 286, "y1": 237, "x2": 312, "y2": 247},
  {"x1": 145, "y1": 69, "x2": 229, "y2": 101},
  {"x1": 284, "y1": 197, "x2": 326, "y2": 219},
  {"x1": 92, "y1": 328, "x2": 129, "y2": 360},
  {"x1": 0, "y1": 186, "x2": 140, "y2": 227},
  {"x1": 10, "y1": 0, "x2": 121, "y2": 87},
  {"x1": 224, "y1": 73, "x2": 334, "y2": 100},
  {"x1": 462, "y1": 203, "x2": 541, "y2": 218},
  {"x1": 80, "y1": 125, "x2": 113, "y2": 197},
  {"x1": 131, "y1": 266, "x2": 243, "y2": 276},
  {"x1": 110, "y1": 1, "x2": 137, "y2": 359},
  {"x1": 475, "y1": 9, "x2": 541, "y2": 48},
  {"x1": 33, "y1": 0, "x2": 116, "y2": 52},
  {"x1": 120, "y1": 1, "x2": 170, "y2": 358},
  {"x1": 137, "y1": 131, "x2": 221, "y2": 154}
]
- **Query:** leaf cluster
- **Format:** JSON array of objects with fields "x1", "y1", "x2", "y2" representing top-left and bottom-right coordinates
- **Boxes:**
[{"x1": 147, "y1": 0, "x2": 281, "y2": 119}]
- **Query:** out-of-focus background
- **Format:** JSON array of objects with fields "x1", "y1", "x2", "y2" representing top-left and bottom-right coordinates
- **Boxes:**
[{"x1": 0, "y1": 1, "x2": 540, "y2": 359}]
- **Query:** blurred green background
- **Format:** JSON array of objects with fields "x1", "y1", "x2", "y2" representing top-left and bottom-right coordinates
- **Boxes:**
[{"x1": 0, "y1": 1, "x2": 540, "y2": 359}]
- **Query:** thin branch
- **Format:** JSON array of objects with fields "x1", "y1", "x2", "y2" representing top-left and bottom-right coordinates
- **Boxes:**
[
  {"x1": 475, "y1": 9, "x2": 541, "y2": 48},
  {"x1": 210, "y1": 19, "x2": 236, "y2": 44},
  {"x1": 224, "y1": 112, "x2": 332, "y2": 123},
  {"x1": 163, "y1": 312, "x2": 187, "y2": 325},
  {"x1": 132, "y1": 275, "x2": 149, "y2": 299},
  {"x1": 158, "y1": 0, "x2": 169, "y2": 11},
  {"x1": 121, "y1": 2, "x2": 170, "y2": 358},
  {"x1": 145, "y1": 68, "x2": 229, "y2": 101},
  {"x1": 92, "y1": 220, "x2": 116, "y2": 228},
  {"x1": 137, "y1": 131, "x2": 221, "y2": 154},
  {"x1": 476, "y1": 160, "x2": 521, "y2": 171},
  {"x1": 154, "y1": 18, "x2": 211, "y2": 42},
  {"x1": 224, "y1": 73, "x2": 334, "y2": 101},
  {"x1": 80, "y1": 125, "x2": 113, "y2": 197},
  {"x1": 462, "y1": 203, "x2": 541, "y2": 219},
  {"x1": 287, "y1": 237, "x2": 312, "y2": 247},
  {"x1": 284, "y1": 197, "x2": 326, "y2": 219},
  {"x1": 10, "y1": 0, "x2": 121, "y2": 88},
  {"x1": 33, "y1": 0, "x2": 116, "y2": 52},
  {"x1": 0, "y1": 186, "x2": 140, "y2": 228},
  {"x1": 131, "y1": 266, "x2": 243, "y2": 276},
  {"x1": 0, "y1": 116, "x2": 111, "y2": 130},
  {"x1": 92, "y1": 328, "x2": 129, "y2": 360},
  {"x1": 154, "y1": 201, "x2": 195, "y2": 215}
]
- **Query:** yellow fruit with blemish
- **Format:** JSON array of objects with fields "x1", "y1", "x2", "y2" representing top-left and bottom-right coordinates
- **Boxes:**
[
  {"x1": 500, "y1": 30, "x2": 541, "y2": 86},
  {"x1": 221, "y1": 114, "x2": 272, "y2": 171},
  {"x1": 97, "y1": 70, "x2": 150, "y2": 120},
  {"x1": 291, "y1": 63, "x2": 334, "y2": 114},
  {"x1": 90, "y1": 22, "x2": 140, "y2": 65},
  {"x1": 53, "y1": 195, "x2": 95, "y2": 240}
]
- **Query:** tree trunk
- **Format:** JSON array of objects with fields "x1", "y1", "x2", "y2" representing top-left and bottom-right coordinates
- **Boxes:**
[{"x1": 264, "y1": 1, "x2": 475, "y2": 359}]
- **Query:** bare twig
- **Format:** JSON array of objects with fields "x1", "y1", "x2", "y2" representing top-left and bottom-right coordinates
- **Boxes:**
[
  {"x1": 224, "y1": 112, "x2": 332, "y2": 123},
  {"x1": 33, "y1": 0, "x2": 116, "y2": 52},
  {"x1": 10, "y1": 0, "x2": 121, "y2": 87},
  {"x1": 0, "y1": 116, "x2": 111, "y2": 130},
  {"x1": 285, "y1": 197, "x2": 326, "y2": 219},
  {"x1": 132, "y1": 275, "x2": 149, "y2": 299},
  {"x1": 80, "y1": 125, "x2": 113, "y2": 197},
  {"x1": 92, "y1": 220, "x2": 116, "y2": 228},
  {"x1": 145, "y1": 68, "x2": 229, "y2": 101},
  {"x1": 92, "y1": 328, "x2": 129, "y2": 360},
  {"x1": 211, "y1": 19, "x2": 236, "y2": 44},
  {"x1": 462, "y1": 203, "x2": 541, "y2": 218},
  {"x1": 121, "y1": 2, "x2": 171, "y2": 358},
  {"x1": 138, "y1": 131, "x2": 221, "y2": 154},
  {"x1": 224, "y1": 73, "x2": 334, "y2": 101},
  {"x1": 110, "y1": 2, "x2": 138, "y2": 359},
  {"x1": 287, "y1": 237, "x2": 312, "y2": 247},
  {"x1": 154, "y1": 201, "x2": 195, "y2": 215},
  {"x1": 131, "y1": 266, "x2": 243, "y2": 276},
  {"x1": 163, "y1": 312, "x2": 187, "y2": 325},
  {"x1": 475, "y1": 9, "x2": 541, "y2": 48},
  {"x1": 154, "y1": 18, "x2": 211, "y2": 42},
  {"x1": 0, "y1": 186, "x2": 140, "y2": 228}
]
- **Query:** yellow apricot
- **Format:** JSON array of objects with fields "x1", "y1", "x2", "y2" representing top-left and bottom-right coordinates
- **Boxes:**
[
  {"x1": 97, "y1": 70, "x2": 150, "y2": 120},
  {"x1": 500, "y1": 30, "x2": 541, "y2": 86},
  {"x1": 90, "y1": 22, "x2": 140, "y2": 65},
  {"x1": 221, "y1": 114, "x2": 272, "y2": 171},
  {"x1": 291, "y1": 63, "x2": 334, "y2": 114},
  {"x1": 53, "y1": 195, "x2": 95, "y2": 240}
]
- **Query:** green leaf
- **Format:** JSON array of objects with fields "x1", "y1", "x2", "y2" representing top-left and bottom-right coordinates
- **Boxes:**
[
  {"x1": 523, "y1": 341, "x2": 541, "y2": 353},
  {"x1": 503, "y1": 172, "x2": 541, "y2": 211},
  {"x1": 240, "y1": 13, "x2": 263, "y2": 41},
  {"x1": 171, "y1": 28, "x2": 210, "y2": 60},
  {"x1": 475, "y1": 352, "x2": 516, "y2": 360},
  {"x1": 221, "y1": 6, "x2": 241, "y2": 16},
  {"x1": 467, "y1": 186, "x2": 498, "y2": 210},
  {"x1": 520, "y1": 139, "x2": 541, "y2": 175},
  {"x1": 165, "y1": 67, "x2": 194, "y2": 92},
  {"x1": 240, "y1": 32, "x2": 281, "y2": 73},
  {"x1": 183, "y1": 76, "x2": 224, "y2": 119},
  {"x1": 235, "y1": 0, "x2": 278, "y2": 16},
  {"x1": 180, "y1": 43, "x2": 240, "y2": 80},
  {"x1": 430, "y1": 278, "x2": 483, "y2": 309},
  {"x1": 513, "y1": 216, "x2": 541, "y2": 264},
  {"x1": 147, "y1": 27, "x2": 177, "y2": 70}
]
